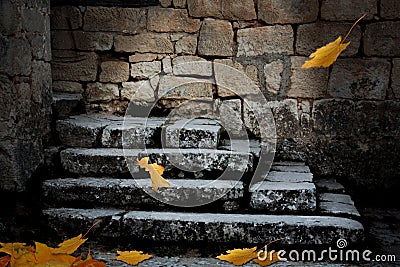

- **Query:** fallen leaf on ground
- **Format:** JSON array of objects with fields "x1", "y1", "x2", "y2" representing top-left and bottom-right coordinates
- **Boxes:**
[
  {"x1": 216, "y1": 247, "x2": 258, "y2": 266},
  {"x1": 136, "y1": 157, "x2": 170, "y2": 192},
  {"x1": 0, "y1": 242, "x2": 36, "y2": 266},
  {"x1": 53, "y1": 234, "x2": 87, "y2": 254},
  {"x1": 116, "y1": 250, "x2": 152, "y2": 265}
]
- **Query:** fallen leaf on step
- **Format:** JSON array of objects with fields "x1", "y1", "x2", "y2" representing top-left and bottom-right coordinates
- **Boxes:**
[
  {"x1": 116, "y1": 250, "x2": 152, "y2": 265},
  {"x1": 136, "y1": 157, "x2": 170, "y2": 192},
  {"x1": 216, "y1": 247, "x2": 258, "y2": 266},
  {"x1": 53, "y1": 234, "x2": 87, "y2": 254}
]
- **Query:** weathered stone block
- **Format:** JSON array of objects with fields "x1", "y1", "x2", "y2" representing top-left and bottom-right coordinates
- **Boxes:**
[
  {"x1": 381, "y1": 0, "x2": 400, "y2": 19},
  {"x1": 296, "y1": 23, "x2": 361, "y2": 56},
  {"x1": 53, "y1": 81, "x2": 83, "y2": 94},
  {"x1": 237, "y1": 26, "x2": 293, "y2": 57},
  {"x1": 288, "y1": 56, "x2": 328, "y2": 98},
  {"x1": 52, "y1": 50, "x2": 98, "y2": 82},
  {"x1": 321, "y1": 0, "x2": 376, "y2": 20},
  {"x1": 121, "y1": 79, "x2": 157, "y2": 103},
  {"x1": 392, "y1": 59, "x2": 400, "y2": 99},
  {"x1": 22, "y1": 8, "x2": 45, "y2": 32},
  {"x1": 315, "y1": 179, "x2": 345, "y2": 193},
  {"x1": 162, "y1": 56, "x2": 172, "y2": 74},
  {"x1": 100, "y1": 61, "x2": 130, "y2": 83},
  {"x1": 312, "y1": 99, "x2": 355, "y2": 137},
  {"x1": 85, "y1": 83, "x2": 119, "y2": 103},
  {"x1": 163, "y1": 99, "x2": 218, "y2": 118},
  {"x1": 51, "y1": 6, "x2": 82, "y2": 30},
  {"x1": 173, "y1": 0, "x2": 186, "y2": 8},
  {"x1": 158, "y1": 75, "x2": 213, "y2": 99},
  {"x1": 0, "y1": 1, "x2": 20, "y2": 35},
  {"x1": 258, "y1": 0, "x2": 318, "y2": 24},
  {"x1": 198, "y1": 19, "x2": 234, "y2": 57},
  {"x1": 0, "y1": 37, "x2": 32, "y2": 76},
  {"x1": 114, "y1": 34, "x2": 174, "y2": 53},
  {"x1": 130, "y1": 61, "x2": 161, "y2": 79},
  {"x1": 52, "y1": 93, "x2": 84, "y2": 119},
  {"x1": 320, "y1": 193, "x2": 354, "y2": 205},
  {"x1": 187, "y1": 0, "x2": 256, "y2": 20},
  {"x1": 264, "y1": 60, "x2": 284, "y2": 95},
  {"x1": 128, "y1": 53, "x2": 158, "y2": 63},
  {"x1": 147, "y1": 7, "x2": 200, "y2": 33},
  {"x1": 267, "y1": 99, "x2": 299, "y2": 139},
  {"x1": 328, "y1": 58, "x2": 390, "y2": 100},
  {"x1": 219, "y1": 99, "x2": 245, "y2": 138},
  {"x1": 83, "y1": 7, "x2": 146, "y2": 34},
  {"x1": 172, "y1": 56, "x2": 212, "y2": 77},
  {"x1": 266, "y1": 171, "x2": 313, "y2": 183},
  {"x1": 364, "y1": 22, "x2": 400, "y2": 56},
  {"x1": 175, "y1": 35, "x2": 197, "y2": 55},
  {"x1": 163, "y1": 119, "x2": 221, "y2": 149},
  {"x1": 51, "y1": 31, "x2": 113, "y2": 51},
  {"x1": 271, "y1": 164, "x2": 311, "y2": 173},
  {"x1": 250, "y1": 181, "x2": 316, "y2": 212}
]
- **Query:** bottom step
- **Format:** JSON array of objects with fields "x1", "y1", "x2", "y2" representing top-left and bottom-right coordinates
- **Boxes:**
[{"x1": 43, "y1": 208, "x2": 363, "y2": 245}]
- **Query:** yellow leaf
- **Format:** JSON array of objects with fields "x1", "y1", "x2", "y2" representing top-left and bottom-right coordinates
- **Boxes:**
[
  {"x1": 302, "y1": 36, "x2": 350, "y2": 68},
  {"x1": 253, "y1": 251, "x2": 282, "y2": 266},
  {"x1": 136, "y1": 157, "x2": 170, "y2": 192},
  {"x1": 216, "y1": 247, "x2": 258, "y2": 266},
  {"x1": 0, "y1": 242, "x2": 36, "y2": 266},
  {"x1": 116, "y1": 250, "x2": 152, "y2": 265},
  {"x1": 53, "y1": 234, "x2": 87, "y2": 255},
  {"x1": 34, "y1": 242, "x2": 76, "y2": 265}
]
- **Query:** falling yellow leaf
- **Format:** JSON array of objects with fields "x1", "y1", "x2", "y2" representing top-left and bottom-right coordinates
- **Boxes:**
[
  {"x1": 253, "y1": 250, "x2": 282, "y2": 266},
  {"x1": 116, "y1": 250, "x2": 152, "y2": 265},
  {"x1": 216, "y1": 247, "x2": 258, "y2": 266},
  {"x1": 53, "y1": 234, "x2": 87, "y2": 254},
  {"x1": 302, "y1": 36, "x2": 350, "y2": 68},
  {"x1": 136, "y1": 157, "x2": 170, "y2": 192}
]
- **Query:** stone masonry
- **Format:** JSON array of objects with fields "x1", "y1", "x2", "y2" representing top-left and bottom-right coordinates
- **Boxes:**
[{"x1": 47, "y1": 0, "x2": 400, "y2": 198}]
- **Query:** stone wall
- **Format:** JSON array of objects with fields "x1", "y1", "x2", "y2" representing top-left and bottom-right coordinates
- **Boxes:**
[
  {"x1": 50, "y1": 0, "x2": 400, "y2": 197},
  {"x1": 0, "y1": 0, "x2": 52, "y2": 191}
]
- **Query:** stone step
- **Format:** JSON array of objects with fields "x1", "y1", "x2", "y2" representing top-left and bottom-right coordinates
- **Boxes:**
[
  {"x1": 52, "y1": 93, "x2": 85, "y2": 119},
  {"x1": 163, "y1": 118, "x2": 222, "y2": 149},
  {"x1": 60, "y1": 148, "x2": 253, "y2": 177},
  {"x1": 43, "y1": 208, "x2": 364, "y2": 246},
  {"x1": 42, "y1": 178, "x2": 243, "y2": 211},
  {"x1": 56, "y1": 114, "x2": 165, "y2": 148},
  {"x1": 318, "y1": 193, "x2": 361, "y2": 218}
]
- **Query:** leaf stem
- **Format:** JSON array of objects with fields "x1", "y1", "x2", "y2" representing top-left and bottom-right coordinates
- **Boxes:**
[{"x1": 342, "y1": 13, "x2": 367, "y2": 43}]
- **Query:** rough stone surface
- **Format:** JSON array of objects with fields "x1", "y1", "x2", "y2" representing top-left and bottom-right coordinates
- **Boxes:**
[
  {"x1": 268, "y1": 99, "x2": 299, "y2": 139},
  {"x1": 100, "y1": 61, "x2": 130, "y2": 83},
  {"x1": 219, "y1": 99, "x2": 246, "y2": 138},
  {"x1": 364, "y1": 22, "x2": 400, "y2": 56},
  {"x1": 52, "y1": 81, "x2": 83, "y2": 94},
  {"x1": 175, "y1": 35, "x2": 197, "y2": 55},
  {"x1": 198, "y1": 19, "x2": 234, "y2": 57},
  {"x1": 237, "y1": 26, "x2": 294, "y2": 57},
  {"x1": 381, "y1": 0, "x2": 400, "y2": 19},
  {"x1": 271, "y1": 165, "x2": 311, "y2": 173},
  {"x1": 0, "y1": 37, "x2": 32, "y2": 76},
  {"x1": 315, "y1": 179, "x2": 346, "y2": 193},
  {"x1": 121, "y1": 79, "x2": 157, "y2": 103},
  {"x1": 392, "y1": 58, "x2": 400, "y2": 99},
  {"x1": 289, "y1": 56, "x2": 329, "y2": 98},
  {"x1": 187, "y1": 0, "x2": 256, "y2": 20},
  {"x1": 172, "y1": 56, "x2": 212, "y2": 77},
  {"x1": 122, "y1": 211, "x2": 363, "y2": 244},
  {"x1": 130, "y1": 61, "x2": 162, "y2": 79},
  {"x1": 83, "y1": 7, "x2": 146, "y2": 34},
  {"x1": 114, "y1": 33, "x2": 174, "y2": 53},
  {"x1": 266, "y1": 171, "x2": 313, "y2": 183},
  {"x1": 52, "y1": 93, "x2": 84, "y2": 119},
  {"x1": 321, "y1": 0, "x2": 376, "y2": 20},
  {"x1": 158, "y1": 75, "x2": 213, "y2": 100},
  {"x1": 320, "y1": 193, "x2": 354, "y2": 205},
  {"x1": 296, "y1": 23, "x2": 361, "y2": 56},
  {"x1": 85, "y1": 83, "x2": 119, "y2": 102},
  {"x1": 250, "y1": 182, "x2": 316, "y2": 212},
  {"x1": 328, "y1": 58, "x2": 390, "y2": 100},
  {"x1": 173, "y1": 0, "x2": 186, "y2": 8},
  {"x1": 51, "y1": 31, "x2": 113, "y2": 51},
  {"x1": 264, "y1": 60, "x2": 284, "y2": 95},
  {"x1": 52, "y1": 50, "x2": 98, "y2": 82},
  {"x1": 163, "y1": 119, "x2": 221, "y2": 149},
  {"x1": 147, "y1": 7, "x2": 200, "y2": 33},
  {"x1": 42, "y1": 178, "x2": 243, "y2": 208},
  {"x1": 128, "y1": 53, "x2": 158, "y2": 63},
  {"x1": 258, "y1": 0, "x2": 318, "y2": 24},
  {"x1": 319, "y1": 201, "x2": 361, "y2": 218},
  {"x1": 51, "y1": 5, "x2": 82, "y2": 30}
]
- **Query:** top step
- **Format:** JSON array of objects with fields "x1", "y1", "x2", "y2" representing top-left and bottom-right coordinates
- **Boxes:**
[{"x1": 57, "y1": 114, "x2": 223, "y2": 149}]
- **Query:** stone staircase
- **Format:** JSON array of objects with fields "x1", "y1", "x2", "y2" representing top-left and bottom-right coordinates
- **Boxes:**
[{"x1": 42, "y1": 94, "x2": 364, "y2": 250}]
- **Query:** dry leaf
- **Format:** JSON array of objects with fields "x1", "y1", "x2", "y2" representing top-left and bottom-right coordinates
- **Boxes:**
[
  {"x1": 136, "y1": 157, "x2": 170, "y2": 192},
  {"x1": 34, "y1": 242, "x2": 76, "y2": 265},
  {"x1": 0, "y1": 255, "x2": 10, "y2": 267},
  {"x1": 302, "y1": 36, "x2": 350, "y2": 68},
  {"x1": 216, "y1": 247, "x2": 258, "y2": 266},
  {"x1": 116, "y1": 250, "x2": 152, "y2": 265},
  {"x1": 53, "y1": 234, "x2": 87, "y2": 254},
  {"x1": 253, "y1": 251, "x2": 282, "y2": 266},
  {"x1": 0, "y1": 242, "x2": 36, "y2": 266}
]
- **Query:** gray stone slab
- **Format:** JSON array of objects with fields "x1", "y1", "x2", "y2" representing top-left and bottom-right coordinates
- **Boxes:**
[
  {"x1": 319, "y1": 201, "x2": 361, "y2": 218},
  {"x1": 270, "y1": 165, "x2": 311, "y2": 173},
  {"x1": 315, "y1": 179, "x2": 345, "y2": 193},
  {"x1": 249, "y1": 181, "x2": 316, "y2": 212},
  {"x1": 42, "y1": 178, "x2": 243, "y2": 208},
  {"x1": 219, "y1": 139, "x2": 260, "y2": 157},
  {"x1": 266, "y1": 171, "x2": 313, "y2": 183},
  {"x1": 122, "y1": 211, "x2": 364, "y2": 245},
  {"x1": 320, "y1": 193, "x2": 354, "y2": 205},
  {"x1": 163, "y1": 119, "x2": 222, "y2": 149},
  {"x1": 272, "y1": 161, "x2": 306, "y2": 166},
  {"x1": 60, "y1": 148, "x2": 253, "y2": 176},
  {"x1": 52, "y1": 93, "x2": 84, "y2": 119},
  {"x1": 102, "y1": 117, "x2": 165, "y2": 148}
]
